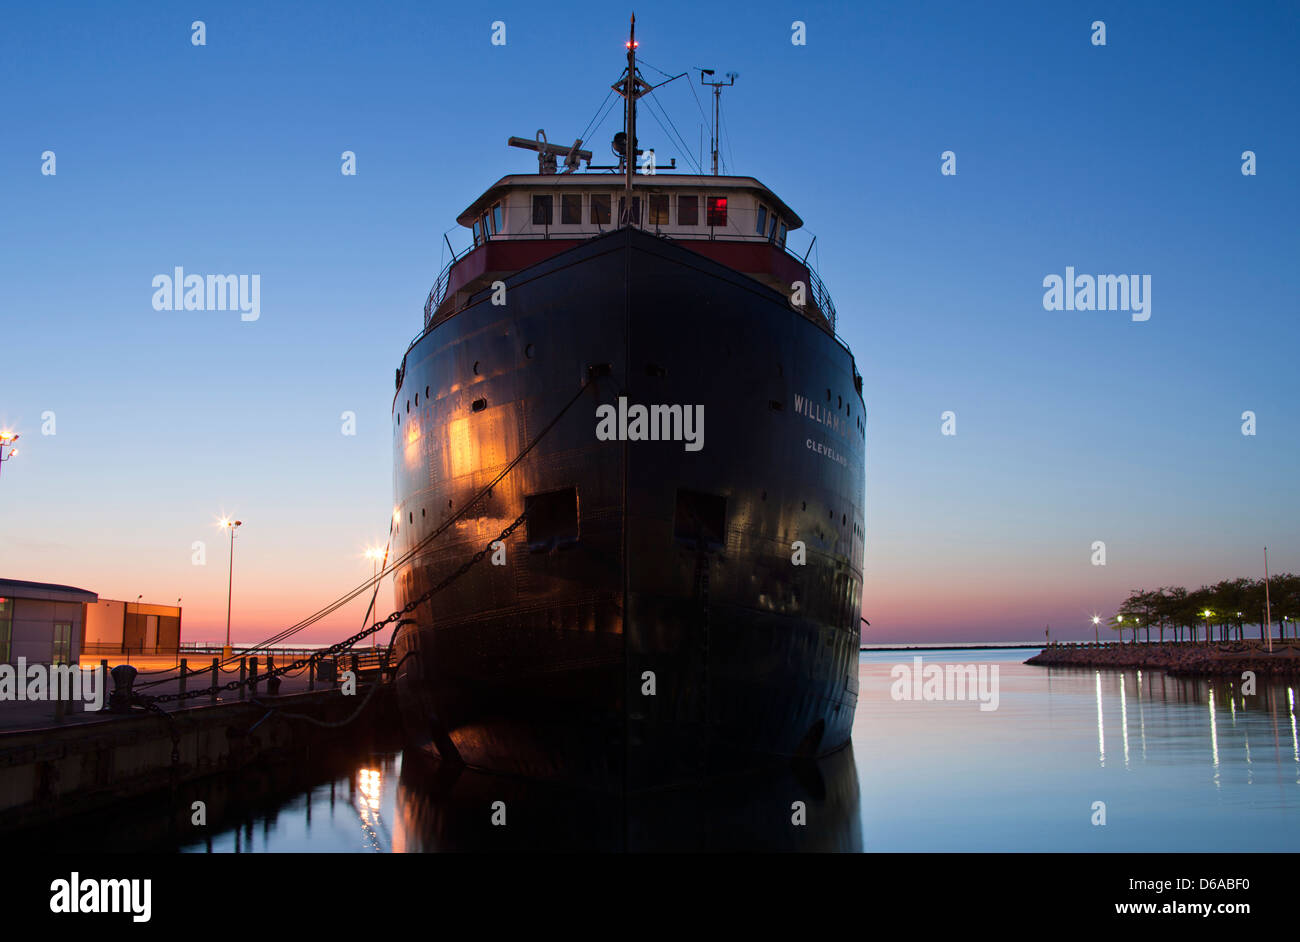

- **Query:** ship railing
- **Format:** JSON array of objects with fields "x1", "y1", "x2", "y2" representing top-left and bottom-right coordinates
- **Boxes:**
[
  {"x1": 800, "y1": 263, "x2": 838, "y2": 335},
  {"x1": 424, "y1": 258, "x2": 454, "y2": 329},
  {"x1": 417, "y1": 219, "x2": 840, "y2": 340}
]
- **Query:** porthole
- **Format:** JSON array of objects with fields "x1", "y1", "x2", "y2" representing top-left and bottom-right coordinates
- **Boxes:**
[
  {"x1": 801, "y1": 501, "x2": 807, "y2": 511},
  {"x1": 408, "y1": 512, "x2": 413, "y2": 524},
  {"x1": 406, "y1": 400, "x2": 410, "y2": 413},
  {"x1": 472, "y1": 397, "x2": 487, "y2": 412},
  {"x1": 415, "y1": 393, "x2": 419, "y2": 406},
  {"x1": 447, "y1": 499, "x2": 453, "y2": 508},
  {"x1": 421, "y1": 508, "x2": 425, "y2": 517},
  {"x1": 473, "y1": 360, "x2": 481, "y2": 376},
  {"x1": 837, "y1": 395, "x2": 842, "y2": 409},
  {"x1": 525, "y1": 343, "x2": 535, "y2": 359},
  {"x1": 425, "y1": 385, "x2": 429, "y2": 398},
  {"x1": 842, "y1": 514, "x2": 846, "y2": 525},
  {"x1": 825, "y1": 389, "x2": 831, "y2": 402}
]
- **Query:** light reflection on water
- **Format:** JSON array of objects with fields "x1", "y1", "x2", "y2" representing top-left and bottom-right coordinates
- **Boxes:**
[{"x1": 181, "y1": 650, "x2": 1300, "y2": 852}]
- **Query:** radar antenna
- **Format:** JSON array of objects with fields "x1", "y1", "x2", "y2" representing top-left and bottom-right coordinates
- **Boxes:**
[{"x1": 507, "y1": 129, "x2": 593, "y2": 174}]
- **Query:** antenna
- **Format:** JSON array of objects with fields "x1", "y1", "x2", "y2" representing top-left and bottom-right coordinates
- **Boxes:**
[{"x1": 699, "y1": 68, "x2": 737, "y2": 175}]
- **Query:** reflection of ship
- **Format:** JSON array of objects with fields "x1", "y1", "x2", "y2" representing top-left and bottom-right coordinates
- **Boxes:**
[
  {"x1": 392, "y1": 746, "x2": 862, "y2": 853},
  {"x1": 391, "y1": 19, "x2": 866, "y2": 792}
]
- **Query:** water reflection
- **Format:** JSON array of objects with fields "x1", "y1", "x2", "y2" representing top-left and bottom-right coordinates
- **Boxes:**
[
  {"x1": 135, "y1": 651, "x2": 1299, "y2": 852},
  {"x1": 391, "y1": 744, "x2": 861, "y2": 852}
]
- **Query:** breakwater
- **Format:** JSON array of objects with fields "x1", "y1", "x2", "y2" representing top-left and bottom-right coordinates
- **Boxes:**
[{"x1": 1024, "y1": 640, "x2": 1300, "y2": 677}]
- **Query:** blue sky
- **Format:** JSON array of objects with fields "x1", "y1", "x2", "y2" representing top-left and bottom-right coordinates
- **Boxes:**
[{"x1": 1, "y1": 0, "x2": 1297, "y2": 642}]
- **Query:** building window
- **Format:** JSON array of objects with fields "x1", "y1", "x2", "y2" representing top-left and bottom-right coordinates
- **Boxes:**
[
  {"x1": 561, "y1": 193, "x2": 582, "y2": 224},
  {"x1": 524, "y1": 487, "x2": 579, "y2": 552},
  {"x1": 756, "y1": 204, "x2": 767, "y2": 235},
  {"x1": 649, "y1": 194, "x2": 670, "y2": 225},
  {"x1": 0, "y1": 598, "x2": 11, "y2": 662},
  {"x1": 52, "y1": 622, "x2": 72, "y2": 665},
  {"x1": 706, "y1": 196, "x2": 727, "y2": 227},
  {"x1": 618, "y1": 196, "x2": 642, "y2": 225},
  {"x1": 678, "y1": 194, "x2": 698, "y2": 226},
  {"x1": 590, "y1": 193, "x2": 611, "y2": 225},
  {"x1": 532, "y1": 194, "x2": 553, "y2": 225}
]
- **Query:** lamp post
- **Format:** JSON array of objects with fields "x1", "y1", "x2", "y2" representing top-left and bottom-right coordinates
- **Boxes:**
[
  {"x1": 221, "y1": 518, "x2": 242, "y2": 659},
  {"x1": 0, "y1": 431, "x2": 18, "y2": 481},
  {"x1": 1203, "y1": 610, "x2": 1212, "y2": 646},
  {"x1": 1092, "y1": 614, "x2": 1100, "y2": 644},
  {"x1": 364, "y1": 547, "x2": 383, "y2": 648}
]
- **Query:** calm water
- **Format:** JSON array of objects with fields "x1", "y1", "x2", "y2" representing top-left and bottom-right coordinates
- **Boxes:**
[{"x1": 179, "y1": 649, "x2": 1300, "y2": 852}]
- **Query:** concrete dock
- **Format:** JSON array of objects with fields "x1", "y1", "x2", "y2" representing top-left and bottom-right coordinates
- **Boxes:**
[{"x1": 0, "y1": 650, "x2": 398, "y2": 832}]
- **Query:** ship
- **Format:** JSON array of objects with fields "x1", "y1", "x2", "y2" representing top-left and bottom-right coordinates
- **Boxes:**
[{"x1": 392, "y1": 18, "x2": 865, "y2": 793}]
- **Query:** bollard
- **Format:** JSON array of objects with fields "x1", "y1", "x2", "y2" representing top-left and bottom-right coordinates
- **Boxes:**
[
  {"x1": 308, "y1": 658, "x2": 315, "y2": 691},
  {"x1": 250, "y1": 656, "x2": 259, "y2": 694},
  {"x1": 211, "y1": 657, "x2": 220, "y2": 702},
  {"x1": 239, "y1": 657, "x2": 247, "y2": 699},
  {"x1": 179, "y1": 658, "x2": 188, "y2": 698},
  {"x1": 109, "y1": 664, "x2": 139, "y2": 713},
  {"x1": 266, "y1": 655, "x2": 280, "y2": 695}
]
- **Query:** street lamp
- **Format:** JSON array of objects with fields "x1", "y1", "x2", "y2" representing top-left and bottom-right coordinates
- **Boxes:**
[
  {"x1": 363, "y1": 547, "x2": 383, "y2": 648},
  {"x1": 1203, "y1": 609, "x2": 1212, "y2": 645},
  {"x1": 0, "y1": 431, "x2": 18, "y2": 481},
  {"x1": 220, "y1": 518, "x2": 242, "y2": 659},
  {"x1": 1092, "y1": 614, "x2": 1101, "y2": 644}
]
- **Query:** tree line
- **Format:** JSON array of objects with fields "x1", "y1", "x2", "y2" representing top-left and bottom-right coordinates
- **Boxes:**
[{"x1": 1109, "y1": 576, "x2": 1300, "y2": 643}]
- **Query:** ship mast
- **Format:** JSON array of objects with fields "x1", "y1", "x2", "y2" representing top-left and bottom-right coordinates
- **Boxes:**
[{"x1": 614, "y1": 15, "x2": 650, "y2": 224}]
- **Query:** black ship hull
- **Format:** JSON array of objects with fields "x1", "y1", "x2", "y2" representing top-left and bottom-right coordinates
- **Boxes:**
[{"x1": 392, "y1": 227, "x2": 865, "y2": 792}]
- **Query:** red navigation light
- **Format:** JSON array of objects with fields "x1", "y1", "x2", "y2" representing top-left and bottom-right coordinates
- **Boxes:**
[{"x1": 625, "y1": 40, "x2": 638, "y2": 49}]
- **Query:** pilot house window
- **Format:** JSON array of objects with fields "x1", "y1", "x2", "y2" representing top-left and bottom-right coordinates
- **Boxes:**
[
  {"x1": 706, "y1": 196, "x2": 728, "y2": 227},
  {"x1": 618, "y1": 196, "x2": 642, "y2": 225},
  {"x1": 590, "y1": 194, "x2": 611, "y2": 225},
  {"x1": 678, "y1": 194, "x2": 698, "y2": 226},
  {"x1": 532, "y1": 194, "x2": 553, "y2": 225},
  {"x1": 525, "y1": 487, "x2": 579, "y2": 552},
  {"x1": 561, "y1": 193, "x2": 582, "y2": 224},
  {"x1": 756, "y1": 205, "x2": 768, "y2": 235},
  {"x1": 648, "y1": 194, "x2": 670, "y2": 226}
]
